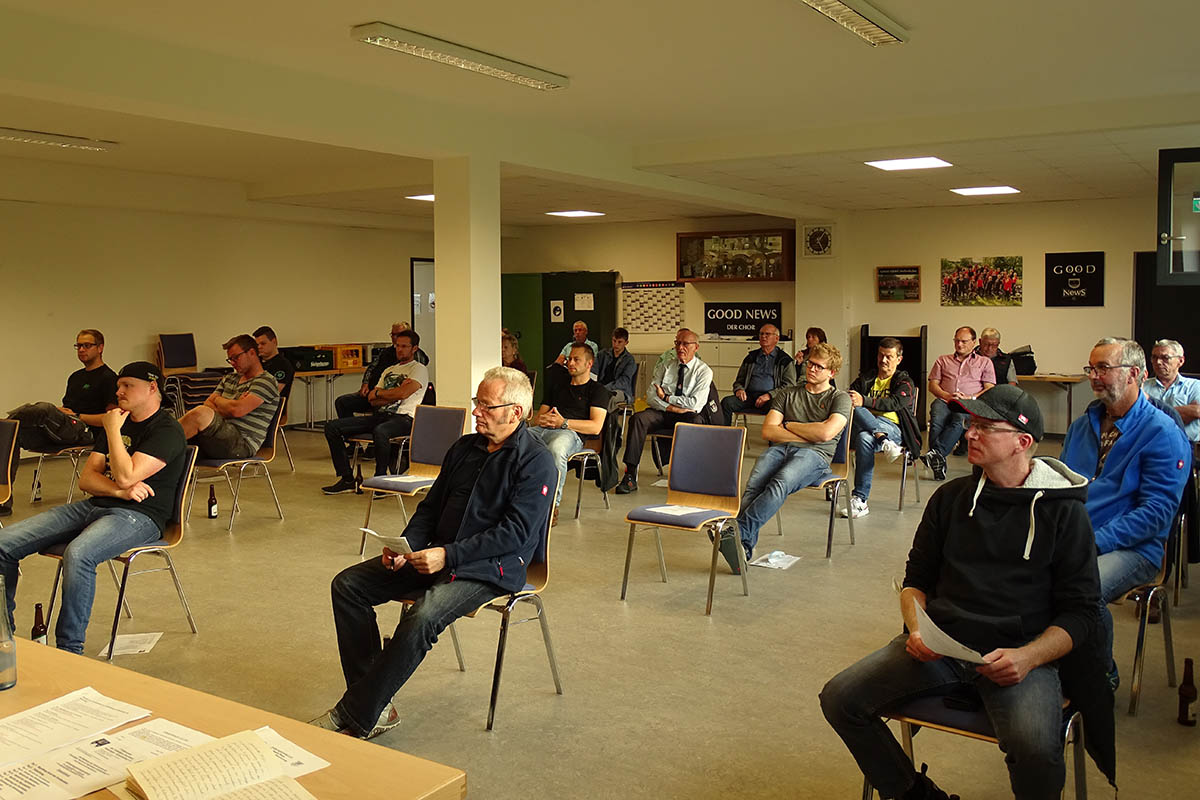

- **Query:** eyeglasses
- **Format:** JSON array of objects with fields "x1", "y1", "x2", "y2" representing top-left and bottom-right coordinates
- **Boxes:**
[
  {"x1": 1082, "y1": 363, "x2": 1135, "y2": 377},
  {"x1": 1151, "y1": 354, "x2": 1182, "y2": 363},
  {"x1": 472, "y1": 398, "x2": 516, "y2": 411},
  {"x1": 965, "y1": 419, "x2": 1022, "y2": 435},
  {"x1": 806, "y1": 362, "x2": 830, "y2": 373},
  {"x1": 73, "y1": 343, "x2": 97, "y2": 350},
  {"x1": 673, "y1": 340, "x2": 699, "y2": 348},
  {"x1": 226, "y1": 350, "x2": 250, "y2": 364}
]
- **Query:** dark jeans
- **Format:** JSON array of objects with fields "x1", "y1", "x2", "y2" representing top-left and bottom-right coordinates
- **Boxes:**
[
  {"x1": 928, "y1": 398, "x2": 968, "y2": 457},
  {"x1": 334, "y1": 392, "x2": 373, "y2": 420},
  {"x1": 324, "y1": 412, "x2": 413, "y2": 479},
  {"x1": 622, "y1": 408, "x2": 697, "y2": 469},
  {"x1": 331, "y1": 558, "x2": 502, "y2": 736},
  {"x1": 820, "y1": 634, "x2": 1065, "y2": 800},
  {"x1": 719, "y1": 394, "x2": 770, "y2": 425}
]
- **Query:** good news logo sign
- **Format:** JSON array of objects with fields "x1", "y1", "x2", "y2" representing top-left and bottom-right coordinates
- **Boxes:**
[
  {"x1": 703, "y1": 302, "x2": 782, "y2": 335},
  {"x1": 1045, "y1": 251, "x2": 1104, "y2": 307}
]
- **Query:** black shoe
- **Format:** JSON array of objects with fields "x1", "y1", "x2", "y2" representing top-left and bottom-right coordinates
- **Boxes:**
[
  {"x1": 718, "y1": 533, "x2": 742, "y2": 574},
  {"x1": 903, "y1": 763, "x2": 959, "y2": 800},
  {"x1": 615, "y1": 471, "x2": 638, "y2": 495},
  {"x1": 952, "y1": 438, "x2": 967, "y2": 456},
  {"x1": 922, "y1": 451, "x2": 947, "y2": 481},
  {"x1": 322, "y1": 477, "x2": 357, "y2": 495}
]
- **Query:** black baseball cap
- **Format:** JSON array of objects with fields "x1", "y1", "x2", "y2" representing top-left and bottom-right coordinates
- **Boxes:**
[
  {"x1": 118, "y1": 361, "x2": 164, "y2": 392},
  {"x1": 950, "y1": 384, "x2": 1044, "y2": 441}
]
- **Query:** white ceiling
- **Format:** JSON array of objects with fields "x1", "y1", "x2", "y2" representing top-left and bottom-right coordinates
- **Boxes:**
[{"x1": 1, "y1": 0, "x2": 1198, "y2": 221}]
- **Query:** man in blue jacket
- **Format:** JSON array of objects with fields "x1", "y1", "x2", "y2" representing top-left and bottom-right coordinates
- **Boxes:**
[
  {"x1": 311, "y1": 366, "x2": 557, "y2": 739},
  {"x1": 1060, "y1": 337, "x2": 1191, "y2": 685}
]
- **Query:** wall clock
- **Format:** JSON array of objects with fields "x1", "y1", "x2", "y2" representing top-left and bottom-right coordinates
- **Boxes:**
[{"x1": 803, "y1": 224, "x2": 833, "y2": 257}]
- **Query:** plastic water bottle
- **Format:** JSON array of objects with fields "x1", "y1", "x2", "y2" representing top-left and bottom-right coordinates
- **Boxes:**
[{"x1": 0, "y1": 577, "x2": 16, "y2": 690}]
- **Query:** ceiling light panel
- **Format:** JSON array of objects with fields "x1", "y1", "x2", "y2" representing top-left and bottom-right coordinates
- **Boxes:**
[
  {"x1": 0, "y1": 126, "x2": 118, "y2": 152},
  {"x1": 545, "y1": 210, "x2": 605, "y2": 217},
  {"x1": 865, "y1": 157, "x2": 952, "y2": 171},
  {"x1": 799, "y1": 0, "x2": 908, "y2": 46},
  {"x1": 352, "y1": 22, "x2": 569, "y2": 91},
  {"x1": 950, "y1": 186, "x2": 1021, "y2": 196},
  {"x1": 405, "y1": 194, "x2": 436, "y2": 201}
]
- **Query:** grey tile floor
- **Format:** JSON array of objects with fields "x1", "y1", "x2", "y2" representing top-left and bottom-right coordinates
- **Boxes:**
[{"x1": 3, "y1": 430, "x2": 1197, "y2": 798}]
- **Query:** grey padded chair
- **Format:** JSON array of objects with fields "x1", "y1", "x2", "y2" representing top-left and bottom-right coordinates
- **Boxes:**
[{"x1": 771, "y1": 412, "x2": 856, "y2": 558}]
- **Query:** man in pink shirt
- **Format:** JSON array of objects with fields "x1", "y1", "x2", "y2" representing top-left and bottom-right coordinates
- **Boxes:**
[{"x1": 922, "y1": 326, "x2": 996, "y2": 480}]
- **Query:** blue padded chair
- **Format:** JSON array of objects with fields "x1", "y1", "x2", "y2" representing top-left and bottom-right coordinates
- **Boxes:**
[
  {"x1": 621, "y1": 423, "x2": 747, "y2": 615},
  {"x1": 862, "y1": 690, "x2": 1086, "y2": 800},
  {"x1": 42, "y1": 446, "x2": 200, "y2": 661},
  {"x1": 771, "y1": 411, "x2": 856, "y2": 558},
  {"x1": 185, "y1": 401, "x2": 285, "y2": 532},
  {"x1": 358, "y1": 405, "x2": 468, "y2": 555}
]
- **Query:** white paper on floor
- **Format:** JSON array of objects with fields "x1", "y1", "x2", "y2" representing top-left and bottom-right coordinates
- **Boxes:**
[
  {"x1": 98, "y1": 632, "x2": 163, "y2": 658},
  {"x1": 749, "y1": 551, "x2": 802, "y2": 569},
  {"x1": 652, "y1": 479, "x2": 669, "y2": 487}
]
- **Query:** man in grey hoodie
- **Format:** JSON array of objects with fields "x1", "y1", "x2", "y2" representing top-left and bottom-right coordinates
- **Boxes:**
[{"x1": 820, "y1": 386, "x2": 1106, "y2": 800}]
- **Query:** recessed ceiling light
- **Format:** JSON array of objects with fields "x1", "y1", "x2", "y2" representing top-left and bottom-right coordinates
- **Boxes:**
[
  {"x1": 950, "y1": 186, "x2": 1021, "y2": 196},
  {"x1": 865, "y1": 157, "x2": 952, "y2": 171},
  {"x1": 545, "y1": 210, "x2": 606, "y2": 218},
  {"x1": 351, "y1": 22, "x2": 569, "y2": 91},
  {"x1": 405, "y1": 194, "x2": 436, "y2": 202},
  {"x1": 798, "y1": 0, "x2": 908, "y2": 46},
  {"x1": 0, "y1": 126, "x2": 118, "y2": 152}
]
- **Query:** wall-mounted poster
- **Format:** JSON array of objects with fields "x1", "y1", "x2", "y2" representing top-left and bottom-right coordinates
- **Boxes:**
[
  {"x1": 1045, "y1": 251, "x2": 1104, "y2": 307},
  {"x1": 621, "y1": 281, "x2": 684, "y2": 334},
  {"x1": 677, "y1": 229, "x2": 795, "y2": 282},
  {"x1": 939, "y1": 256, "x2": 1023, "y2": 306},
  {"x1": 876, "y1": 266, "x2": 921, "y2": 302}
]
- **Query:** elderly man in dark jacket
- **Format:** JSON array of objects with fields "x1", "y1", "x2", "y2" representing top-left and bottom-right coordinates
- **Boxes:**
[
  {"x1": 312, "y1": 366, "x2": 557, "y2": 740},
  {"x1": 719, "y1": 323, "x2": 797, "y2": 424}
]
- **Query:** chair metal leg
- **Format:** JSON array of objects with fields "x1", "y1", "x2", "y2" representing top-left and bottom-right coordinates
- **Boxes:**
[
  {"x1": 485, "y1": 606, "x2": 513, "y2": 731},
  {"x1": 1066, "y1": 710, "x2": 1087, "y2": 800},
  {"x1": 261, "y1": 465, "x2": 284, "y2": 521},
  {"x1": 530, "y1": 595, "x2": 563, "y2": 695},
  {"x1": 161, "y1": 551, "x2": 198, "y2": 633},
  {"x1": 184, "y1": 471, "x2": 199, "y2": 521},
  {"x1": 706, "y1": 523, "x2": 722, "y2": 615},
  {"x1": 913, "y1": 462, "x2": 921, "y2": 504},
  {"x1": 279, "y1": 428, "x2": 295, "y2": 472},
  {"x1": 107, "y1": 561, "x2": 133, "y2": 662},
  {"x1": 447, "y1": 622, "x2": 466, "y2": 672},
  {"x1": 825, "y1": 483, "x2": 838, "y2": 559},
  {"x1": 46, "y1": 562, "x2": 64, "y2": 621},
  {"x1": 861, "y1": 777, "x2": 875, "y2": 800},
  {"x1": 776, "y1": 506, "x2": 784, "y2": 535},
  {"x1": 361, "y1": 498, "x2": 373, "y2": 557},
  {"x1": 30, "y1": 454, "x2": 45, "y2": 503},
  {"x1": 65, "y1": 452, "x2": 83, "y2": 504},
  {"x1": 574, "y1": 460, "x2": 585, "y2": 519},
  {"x1": 399, "y1": 494, "x2": 409, "y2": 524},
  {"x1": 1128, "y1": 592, "x2": 1151, "y2": 715},
  {"x1": 620, "y1": 524, "x2": 637, "y2": 600},
  {"x1": 845, "y1": 480, "x2": 856, "y2": 545},
  {"x1": 898, "y1": 453, "x2": 908, "y2": 511},
  {"x1": 733, "y1": 521, "x2": 749, "y2": 597},
  {"x1": 107, "y1": 560, "x2": 133, "y2": 619},
  {"x1": 1159, "y1": 586, "x2": 1177, "y2": 688},
  {"x1": 653, "y1": 529, "x2": 667, "y2": 582},
  {"x1": 226, "y1": 470, "x2": 242, "y2": 533},
  {"x1": 900, "y1": 721, "x2": 915, "y2": 763}
]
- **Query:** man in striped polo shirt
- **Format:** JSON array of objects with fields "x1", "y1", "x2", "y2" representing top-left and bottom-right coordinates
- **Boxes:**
[{"x1": 179, "y1": 334, "x2": 280, "y2": 458}]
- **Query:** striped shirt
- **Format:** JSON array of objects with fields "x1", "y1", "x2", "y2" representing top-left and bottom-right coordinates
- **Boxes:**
[{"x1": 215, "y1": 372, "x2": 280, "y2": 451}]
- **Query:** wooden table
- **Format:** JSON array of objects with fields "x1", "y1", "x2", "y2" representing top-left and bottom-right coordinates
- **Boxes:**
[
  {"x1": 0, "y1": 641, "x2": 466, "y2": 800},
  {"x1": 295, "y1": 367, "x2": 366, "y2": 431},
  {"x1": 1019, "y1": 373, "x2": 1088, "y2": 425}
]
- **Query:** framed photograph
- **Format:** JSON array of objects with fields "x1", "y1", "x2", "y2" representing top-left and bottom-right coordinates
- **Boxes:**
[
  {"x1": 939, "y1": 256, "x2": 1023, "y2": 307},
  {"x1": 676, "y1": 229, "x2": 794, "y2": 282},
  {"x1": 876, "y1": 266, "x2": 921, "y2": 302}
]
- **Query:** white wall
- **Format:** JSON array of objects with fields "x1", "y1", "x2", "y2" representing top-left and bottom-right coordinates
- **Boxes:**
[{"x1": 0, "y1": 200, "x2": 432, "y2": 420}]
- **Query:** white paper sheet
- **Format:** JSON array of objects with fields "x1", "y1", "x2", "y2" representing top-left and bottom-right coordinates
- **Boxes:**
[
  {"x1": 97, "y1": 633, "x2": 163, "y2": 659},
  {"x1": 124, "y1": 730, "x2": 279, "y2": 800},
  {"x1": 357, "y1": 529, "x2": 412, "y2": 553},
  {"x1": 651, "y1": 479, "x2": 670, "y2": 488},
  {"x1": 250, "y1": 728, "x2": 329, "y2": 779},
  {"x1": 748, "y1": 551, "x2": 801, "y2": 569},
  {"x1": 913, "y1": 604, "x2": 986, "y2": 664},
  {"x1": 0, "y1": 719, "x2": 213, "y2": 800},
  {"x1": 641, "y1": 505, "x2": 708, "y2": 516},
  {"x1": 0, "y1": 689, "x2": 150, "y2": 768},
  {"x1": 367, "y1": 475, "x2": 429, "y2": 486}
]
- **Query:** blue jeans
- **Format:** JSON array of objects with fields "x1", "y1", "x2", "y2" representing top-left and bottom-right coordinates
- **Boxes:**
[
  {"x1": 720, "y1": 395, "x2": 769, "y2": 425},
  {"x1": 736, "y1": 444, "x2": 831, "y2": 552},
  {"x1": 526, "y1": 427, "x2": 584, "y2": 506},
  {"x1": 0, "y1": 500, "x2": 160, "y2": 654},
  {"x1": 324, "y1": 412, "x2": 413, "y2": 479},
  {"x1": 1097, "y1": 548, "x2": 1159, "y2": 671},
  {"x1": 928, "y1": 399, "x2": 967, "y2": 457},
  {"x1": 851, "y1": 407, "x2": 901, "y2": 502},
  {"x1": 331, "y1": 558, "x2": 502, "y2": 736},
  {"x1": 821, "y1": 634, "x2": 1066, "y2": 800}
]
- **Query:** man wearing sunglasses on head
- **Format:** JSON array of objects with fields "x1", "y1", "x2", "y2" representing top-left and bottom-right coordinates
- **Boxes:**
[
  {"x1": 334, "y1": 322, "x2": 429, "y2": 420},
  {"x1": 178, "y1": 334, "x2": 280, "y2": 460}
]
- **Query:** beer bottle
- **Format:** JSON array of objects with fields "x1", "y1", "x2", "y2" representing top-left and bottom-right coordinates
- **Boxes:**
[
  {"x1": 30, "y1": 603, "x2": 47, "y2": 646},
  {"x1": 207, "y1": 485, "x2": 219, "y2": 519},
  {"x1": 1179, "y1": 657, "x2": 1197, "y2": 727},
  {"x1": 354, "y1": 464, "x2": 364, "y2": 494}
]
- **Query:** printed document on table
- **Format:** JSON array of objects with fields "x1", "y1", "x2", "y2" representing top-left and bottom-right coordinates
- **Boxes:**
[
  {"x1": 0, "y1": 719, "x2": 213, "y2": 800},
  {"x1": 0, "y1": 688, "x2": 150, "y2": 767},
  {"x1": 913, "y1": 604, "x2": 986, "y2": 664},
  {"x1": 642, "y1": 505, "x2": 709, "y2": 516},
  {"x1": 251, "y1": 728, "x2": 329, "y2": 779},
  {"x1": 358, "y1": 529, "x2": 412, "y2": 553}
]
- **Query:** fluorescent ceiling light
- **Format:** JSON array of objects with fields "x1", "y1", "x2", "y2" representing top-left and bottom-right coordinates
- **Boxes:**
[
  {"x1": 545, "y1": 210, "x2": 605, "y2": 218},
  {"x1": 352, "y1": 22, "x2": 569, "y2": 91},
  {"x1": 0, "y1": 126, "x2": 118, "y2": 152},
  {"x1": 798, "y1": 0, "x2": 908, "y2": 46},
  {"x1": 950, "y1": 186, "x2": 1021, "y2": 196},
  {"x1": 405, "y1": 194, "x2": 436, "y2": 202},
  {"x1": 865, "y1": 156, "x2": 952, "y2": 171}
]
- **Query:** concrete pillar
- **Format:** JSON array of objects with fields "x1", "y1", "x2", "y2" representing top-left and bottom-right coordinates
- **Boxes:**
[{"x1": 433, "y1": 156, "x2": 502, "y2": 409}]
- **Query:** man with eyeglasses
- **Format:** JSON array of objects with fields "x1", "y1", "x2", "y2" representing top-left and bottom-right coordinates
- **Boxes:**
[
  {"x1": 553, "y1": 320, "x2": 600, "y2": 368},
  {"x1": 721, "y1": 343, "x2": 850, "y2": 573},
  {"x1": 1060, "y1": 337, "x2": 1190, "y2": 690},
  {"x1": 178, "y1": 334, "x2": 280, "y2": 460},
  {"x1": 334, "y1": 322, "x2": 428, "y2": 420},
  {"x1": 719, "y1": 323, "x2": 797, "y2": 425},
  {"x1": 976, "y1": 327, "x2": 1019, "y2": 386},
  {"x1": 311, "y1": 366, "x2": 556, "y2": 739},
  {"x1": 844, "y1": 337, "x2": 922, "y2": 519},
  {"x1": 824, "y1": 385, "x2": 1116, "y2": 799},
  {"x1": 922, "y1": 326, "x2": 996, "y2": 481},
  {"x1": 615, "y1": 329, "x2": 713, "y2": 494},
  {"x1": 1143, "y1": 338, "x2": 1200, "y2": 443},
  {"x1": 2, "y1": 330, "x2": 118, "y2": 517},
  {"x1": 321, "y1": 330, "x2": 427, "y2": 495}
]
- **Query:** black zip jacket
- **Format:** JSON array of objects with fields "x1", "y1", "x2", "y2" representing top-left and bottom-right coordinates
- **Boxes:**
[
  {"x1": 848, "y1": 368, "x2": 921, "y2": 453},
  {"x1": 732, "y1": 348, "x2": 797, "y2": 396},
  {"x1": 403, "y1": 422, "x2": 557, "y2": 593}
]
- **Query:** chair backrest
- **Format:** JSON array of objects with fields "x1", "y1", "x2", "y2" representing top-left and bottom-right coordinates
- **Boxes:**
[
  {"x1": 409, "y1": 406, "x2": 468, "y2": 474},
  {"x1": 524, "y1": 498, "x2": 555, "y2": 593},
  {"x1": 157, "y1": 333, "x2": 199, "y2": 376},
  {"x1": 164, "y1": 445, "x2": 199, "y2": 546},
  {"x1": 0, "y1": 419, "x2": 16, "y2": 505},
  {"x1": 255, "y1": 400, "x2": 286, "y2": 460},
  {"x1": 826, "y1": 409, "x2": 853, "y2": 480},
  {"x1": 665, "y1": 423, "x2": 745, "y2": 515}
]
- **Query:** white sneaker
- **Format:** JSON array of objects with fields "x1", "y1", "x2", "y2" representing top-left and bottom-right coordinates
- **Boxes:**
[
  {"x1": 840, "y1": 496, "x2": 869, "y2": 518},
  {"x1": 879, "y1": 439, "x2": 903, "y2": 463}
]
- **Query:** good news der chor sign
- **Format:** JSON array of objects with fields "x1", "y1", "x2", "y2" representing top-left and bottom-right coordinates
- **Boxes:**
[
  {"x1": 1045, "y1": 251, "x2": 1104, "y2": 307},
  {"x1": 703, "y1": 302, "x2": 782, "y2": 336}
]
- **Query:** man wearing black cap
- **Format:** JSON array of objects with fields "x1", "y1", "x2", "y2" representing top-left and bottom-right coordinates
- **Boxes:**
[
  {"x1": 0, "y1": 362, "x2": 187, "y2": 654},
  {"x1": 822, "y1": 385, "x2": 1112, "y2": 799}
]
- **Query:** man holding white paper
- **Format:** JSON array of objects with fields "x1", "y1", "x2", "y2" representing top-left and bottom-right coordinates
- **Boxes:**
[{"x1": 821, "y1": 386, "x2": 1112, "y2": 800}]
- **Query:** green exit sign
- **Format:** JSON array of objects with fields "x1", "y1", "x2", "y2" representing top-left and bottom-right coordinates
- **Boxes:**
[{"x1": 1194, "y1": 193, "x2": 1200, "y2": 212}]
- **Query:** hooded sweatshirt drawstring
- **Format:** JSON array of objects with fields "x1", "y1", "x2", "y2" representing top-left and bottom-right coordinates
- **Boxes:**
[
  {"x1": 1024, "y1": 490, "x2": 1044, "y2": 560},
  {"x1": 968, "y1": 472, "x2": 987, "y2": 517}
]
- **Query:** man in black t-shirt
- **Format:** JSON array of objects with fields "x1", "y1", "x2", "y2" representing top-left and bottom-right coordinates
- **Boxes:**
[
  {"x1": 0, "y1": 362, "x2": 187, "y2": 654},
  {"x1": 253, "y1": 326, "x2": 296, "y2": 397},
  {"x1": 2, "y1": 329, "x2": 118, "y2": 516},
  {"x1": 527, "y1": 343, "x2": 609, "y2": 518}
]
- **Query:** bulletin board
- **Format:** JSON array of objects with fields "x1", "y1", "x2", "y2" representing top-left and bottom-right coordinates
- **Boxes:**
[{"x1": 621, "y1": 281, "x2": 685, "y2": 334}]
